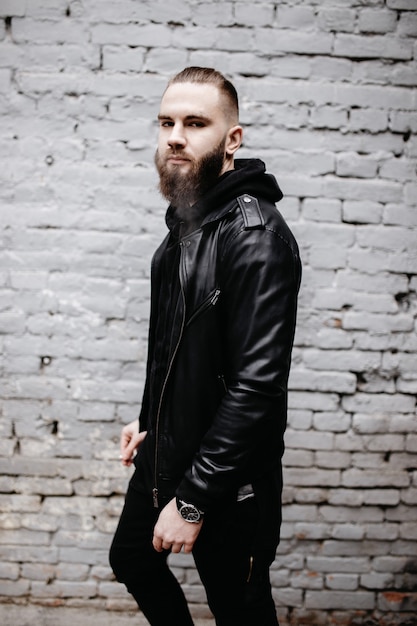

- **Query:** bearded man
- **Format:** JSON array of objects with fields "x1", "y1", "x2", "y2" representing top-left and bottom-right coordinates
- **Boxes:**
[{"x1": 110, "y1": 67, "x2": 301, "y2": 626}]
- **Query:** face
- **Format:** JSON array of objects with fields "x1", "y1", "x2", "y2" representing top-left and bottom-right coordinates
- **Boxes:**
[{"x1": 155, "y1": 82, "x2": 242, "y2": 207}]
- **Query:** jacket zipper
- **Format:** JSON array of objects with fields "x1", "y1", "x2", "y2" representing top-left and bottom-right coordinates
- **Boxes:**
[
  {"x1": 218, "y1": 373, "x2": 228, "y2": 394},
  {"x1": 186, "y1": 288, "x2": 221, "y2": 327},
  {"x1": 152, "y1": 241, "x2": 187, "y2": 508}
]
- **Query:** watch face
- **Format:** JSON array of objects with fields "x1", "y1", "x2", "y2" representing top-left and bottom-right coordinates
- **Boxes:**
[{"x1": 179, "y1": 504, "x2": 201, "y2": 522}]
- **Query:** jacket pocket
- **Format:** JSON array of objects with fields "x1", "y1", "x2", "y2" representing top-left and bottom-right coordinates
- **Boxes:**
[{"x1": 186, "y1": 288, "x2": 221, "y2": 327}]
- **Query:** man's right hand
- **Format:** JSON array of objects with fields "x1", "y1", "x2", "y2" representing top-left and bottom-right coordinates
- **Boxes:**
[{"x1": 120, "y1": 420, "x2": 147, "y2": 467}]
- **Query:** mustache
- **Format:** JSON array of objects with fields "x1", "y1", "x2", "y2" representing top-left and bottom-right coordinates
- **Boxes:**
[{"x1": 165, "y1": 149, "x2": 191, "y2": 159}]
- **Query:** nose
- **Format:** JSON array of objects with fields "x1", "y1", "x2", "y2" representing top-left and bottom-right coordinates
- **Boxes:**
[{"x1": 167, "y1": 123, "x2": 186, "y2": 150}]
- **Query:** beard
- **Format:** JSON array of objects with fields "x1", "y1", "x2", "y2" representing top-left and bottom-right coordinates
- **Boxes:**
[{"x1": 154, "y1": 138, "x2": 226, "y2": 215}]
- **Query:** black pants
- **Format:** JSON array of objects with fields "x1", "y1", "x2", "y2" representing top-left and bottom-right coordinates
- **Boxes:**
[{"x1": 109, "y1": 482, "x2": 279, "y2": 626}]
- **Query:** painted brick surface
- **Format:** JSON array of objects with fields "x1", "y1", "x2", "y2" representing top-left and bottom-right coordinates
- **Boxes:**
[{"x1": 0, "y1": 1, "x2": 416, "y2": 624}]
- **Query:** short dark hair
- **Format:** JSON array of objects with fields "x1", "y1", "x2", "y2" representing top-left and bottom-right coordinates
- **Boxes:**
[{"x1": 168, "y1": 66, "x2": 239, "y2": 123}]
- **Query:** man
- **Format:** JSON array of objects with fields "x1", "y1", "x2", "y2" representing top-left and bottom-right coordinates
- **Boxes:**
[{"x1": 110, "y1": 67, "x2": 301, "y2": 626}]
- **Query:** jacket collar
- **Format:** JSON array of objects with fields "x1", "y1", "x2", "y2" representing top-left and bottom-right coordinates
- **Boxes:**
[{"x1": 165, "y1": 158, "x2": 283, "y2": 234}]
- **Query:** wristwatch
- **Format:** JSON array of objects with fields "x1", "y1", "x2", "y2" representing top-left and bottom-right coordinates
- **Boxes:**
[{"x1": 176, "y1": 498, "x2": 204, "y2": 523}]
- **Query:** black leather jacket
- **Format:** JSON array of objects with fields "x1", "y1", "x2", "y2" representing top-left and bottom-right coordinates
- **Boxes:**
[{"x1": 134, "y1": 159, "x2": 301, "y2": 513}]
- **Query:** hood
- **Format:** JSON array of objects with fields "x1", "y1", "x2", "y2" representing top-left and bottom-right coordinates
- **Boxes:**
[
  {"x1": 201, "y1": 158, "x2": 283, "y2": 209},
  {"x1": 166, "y1": 159, "x2": 283, "y2": 233}
]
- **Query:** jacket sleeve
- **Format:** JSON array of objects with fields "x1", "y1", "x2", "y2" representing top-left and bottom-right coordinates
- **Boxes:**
[{"x1": 176, "y1": 219, "x2": 301, "y2": 511}]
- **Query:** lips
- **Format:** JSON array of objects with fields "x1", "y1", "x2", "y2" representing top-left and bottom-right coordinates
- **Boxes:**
[{"x1": 167, "y1": 153, "x2": 191, "y2": 164}]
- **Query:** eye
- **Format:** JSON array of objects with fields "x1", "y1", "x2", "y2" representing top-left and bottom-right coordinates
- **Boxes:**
[
  {"x1": 189, "y1": 121, "x2": 205, "y2": 128},
  {"x1": 160, "y1": 121, "x2": 174, "y2": 128}
]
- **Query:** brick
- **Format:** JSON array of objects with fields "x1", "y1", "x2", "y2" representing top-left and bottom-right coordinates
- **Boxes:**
[
  {"x1": 336, "y1": 153, "x2": 378, "y2": 178},
  {"x1": 0, "y1": 0, "x2": 26, "y2": 16},
  {"x1": 406, "y1": 434, "x2": 417, "y2": 453},
  {"x1": 387, "y1": 0, "x2": 417, "y2": 7},
  {"x1": 289, "y1": 369, "x2": 356, "y2": 393},
  {"x1": 0, "y1": 494, "x2": 41, "y2": 513},
  {"x1": 317, "y1": 8, "x2": 356, "y2": 33},
  {"x1": 334, "y1": 34, "x2": 413, "y2": 60},
  {"x1": 0, "y1": 527, "x2": 51, "y2": 545},
  {"x1": 343, "y1": 394, "x2": 414, "y2": 413},
  {"x1": 272, "y1": 586, "x2": 303, "y2": 608},
  {"x1": 13, "y1": 17, "x2": 90, "y2": 44},
  {"x1": 0, "y1": 562, "x2": 19, "y2": 579},
  {"x1": 331, "y1": 524, "x2": 364, "y2": 540},
  {"x1": 311, "y1": 328, "x2": 353, "y2": 349},
  {"x1": 311, "y1": 56, "x2": 353, "y2": 81},
  {"x1": 313, "y1": 414, "x2": 352, "y2": 434},
  {"x1": 378, "y1": 590, "x2": 417, "y2": 613},
  {"x1": 284, "y1": 449, "x2": 314, "y2": 467},
  {"x1": 342, "y1": 312, "x2": 414, "y2": 333},
  {"x1": 386, "y1": 504, "x2": 415, "y2": 520},
  {"x1": 255, "y1": 29, "x2": 334, "y2": 55},
  {"x1": 315, "y1": 451, "x2": 351, "y2": 469},
  {"x1": 0, "y1": 580, "x2": 30, "y2": 596},
  {"x1": 306, "y1": 590, "x2": 374, "y2": 610},
  {"x1": 343, "y1": 468, "x2": 410, "y2": 489},
  {"x1": 349, "y1": 108, "x2": 388, "y2": 133},
  {"x1": 21, "y1": 564, "x2": 55, "y2": 582},
  {"x1": 191, "y1": 2, "x2": 234, "y2": 25},
  {"x1": 91, "y1": 0, "x2": 192, "y2": 23},
  {"x1": 102, "y1": 46, "x2": 145, "y2": 72},
  {"x1": 289, "y1": 391, "x2": 340, "y2": 412},
  {"x1": 398, "y1": 12, "x2": 417, "y2": 36},
  {"x1": 325, "y1": 573, "x2": 358, "y2": 590},
  {"x1": 325, "y1": 177, "x2": 403, "y2": 203},
  {"x1": 400, "y1": 522, "x2": 417, "y2": 540},
  {"x1": 92, "y1": 22, "x2": 172, "y2": 46},
  {"x1": 234, "y1": 3, "x2": 275, "y2": 27},
  {"x1": 312, "y1": 104, "x2": 349, "y2": 130},
  {"x1": 374, "y1": 556, "x2": 409, "y2": 573},
  {"x1": 144, "y1": 47, "x2": 188, "y2": 74},
  {"x1": 390, "y1": 110, "x2": 417, "y2": 133},
  {"x1": 284, "y1": 467, "x2": 340, "y2": 487},
  {"x1": 291, "y1": 568, "x2": 324, "y2": 588},
  {"x1": 277, "y1": 6, "x2": 316, "y2": 29},
  {"x1": 303, "y1": 348, "x2": 381, "y2": 372},
  {"x1": 392, "y1": 63, "x2": 417, "y2": 87},
  {"x1": 361, "y1": 572, "x2": 395, "y2": 589},
  {"x1": 358, "y1": 9, "x2": 397, "y2": 33},
  {"x1": 287, "y1": 410, "x2": 313, "y2": 430},
  {"x1": 31, "y1": 580, "x2": 97, "y2": 598},
  {"x1": 363, "y1": 434, "x2": 406, "y2": 453},
  {"x1": 307, "y1": 556, "x2": 370, "y2": 574},
  {"x1": 303, "y1": 198, "x2": 341, "y2": 223},
  {"x1": 23, "y1": 0, "x2": 69, "y2": 18},
  {"x1": 380, "y1": 157, "x2": 416, "y2": 182},
  {"x1": 320, "y1": 506, "x2": 384, "y2": 524},
  {"x1": 365, "y1": 523, "x2": 399, "y2": 540},
  {"x1": 355, "y1": 225, "x2": 416, "y2": 252}
]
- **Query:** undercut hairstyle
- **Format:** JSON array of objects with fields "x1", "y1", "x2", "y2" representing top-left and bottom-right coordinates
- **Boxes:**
[{"x1": 167, "y1": 66, "x2": 239, "y2": 124}]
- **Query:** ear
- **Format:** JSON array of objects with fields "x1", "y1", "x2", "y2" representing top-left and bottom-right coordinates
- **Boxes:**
[{"x1": 225, "y1": 125, "x2": 243, "y2": 157}]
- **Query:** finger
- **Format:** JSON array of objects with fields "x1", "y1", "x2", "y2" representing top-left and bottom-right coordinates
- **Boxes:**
[
  {"x1": 182, "y1": 541, "x2": 194, "y2": 554},
  {"x1": 152, "y1": 536, "x2": 163, "y2": 552},
  {"x1": 170, "y1": 542, "x2": 184, "y2": 554},
  {"x1": 121, "y1": 439, "x2": 140, "y2": 465}
]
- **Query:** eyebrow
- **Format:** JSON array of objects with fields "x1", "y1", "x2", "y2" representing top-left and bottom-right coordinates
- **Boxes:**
[{"x1": 157, "y1": 114, "x2": 212, "y2": 124}]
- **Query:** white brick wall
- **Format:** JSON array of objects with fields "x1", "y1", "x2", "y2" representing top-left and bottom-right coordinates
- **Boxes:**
[{"x1": 0, "y1": 1, "x2": 416, "y2": 623}]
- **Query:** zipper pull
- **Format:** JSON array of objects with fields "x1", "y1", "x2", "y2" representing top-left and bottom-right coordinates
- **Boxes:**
[
  {"x1": 152, "y1": 488, "x2": 159, "y2": 508},
  {"x1": 211, "y1": 289, "x2": 221, "y2": 306}
]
